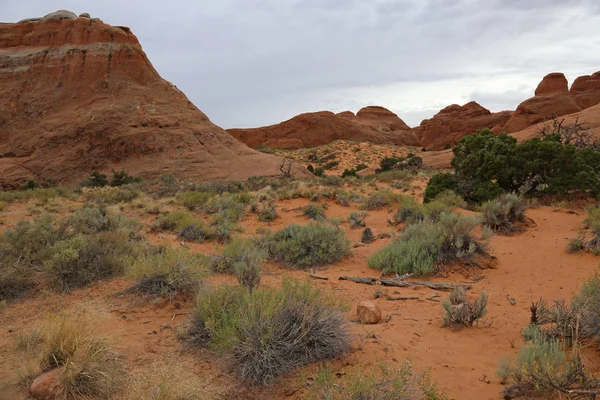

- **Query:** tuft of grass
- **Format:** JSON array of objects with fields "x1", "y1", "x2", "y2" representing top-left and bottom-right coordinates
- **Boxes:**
[
  {"x1": 368, "y1": 212, "x2": 489, "y2": 276},
  {"x1": 209, "y1": 237, "x2": 265, "y2": 274},
  {"x1": 567, "y1": 205, "x2": 600, "y2": 255},
  {"x1": 432, "y1": 190, "x2": 466, "y2": 208},
  {"x1": 442, "y1": 288, "x2": 488, "y2": 328},
  {"x1": 348, "y1": 211, "x2": 368, "y2": 229},
  {"x1": 16, "y1": 315, "x2": 124, "y2": 399},
  {"x1": 183, "y1": 279, "x2": 350, "y2": 385},
  {"x1": 84, "y1": 186, "x2": 139, "y2": 204},
  {"x1": 307, "y1": 362, "x2": 448, "y2": 400},
  {"x1": 481, "y1": 194, "x2": 527, "y2": 234},
  {"x1": 125, "y1": 249, "x2": 205, "y2": 299},
  {"x1": 302, "y1": 203, "x2": 326, "y2": 220},
  {"x1": 251, "y1": 200, "x2": 279, "y2": 222},
  {"x1": 259, "y1": 223, "x2": 351, "y2": 269}
]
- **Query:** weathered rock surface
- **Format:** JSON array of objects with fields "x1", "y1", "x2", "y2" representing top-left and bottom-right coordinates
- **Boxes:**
[
  {"x1": 357, "y1": 300, "x2": 382, "y2": 324},
  {"x1": 228, "y1": 106, "x2": 420, "y2": 150},
  {"x1": 503, "y1": 93, "x2": 582, "y2": 133},
  {"x1": 415, "y1": 102, "x2": 512, "y2": 150},
  {"x1": 570, "y1": 71, "x2": 600, "y2": 109},
  {"x1": 535, "y1": 72, "x2": 569, "y2": 96},
  {"x1": 29, "y1": 368, "x2": 62, "y2": 399},
  {"x1": 0, "y1": 11, "x2": 309, "y2": 187}
]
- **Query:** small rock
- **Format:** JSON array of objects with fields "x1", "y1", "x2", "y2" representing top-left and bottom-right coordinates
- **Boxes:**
[
  {"x1": 79, "y1": 13, "x2": 91, "y2": 18},
  {"x1": 353, "y1": 242, "x2": 366, "y2": 248},
  {"x1": 30, "y1": 368, "x2": 62, "y2": 399},
  {"x1": 357, "y1": 300, "x2": 382, "y2": 324},
  {"x1": 161, "y1": 323, "x2": 171, "y2": 329}
]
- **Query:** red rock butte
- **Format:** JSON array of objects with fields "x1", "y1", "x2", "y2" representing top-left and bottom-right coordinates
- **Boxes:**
[{"x1": 0, "y1": 10, "x2": 308, "y2": 187}]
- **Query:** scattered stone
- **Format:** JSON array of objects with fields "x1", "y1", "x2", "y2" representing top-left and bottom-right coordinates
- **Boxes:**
[
  {"x1": 161, "y1": 323, "x2": 171, "y2": 329},
  {"x1": 357, "y1": 300, "x2": 382, "y2": 324},
  {"x1": 30, "y1": 368, "x2": 62, "y2": 399}
]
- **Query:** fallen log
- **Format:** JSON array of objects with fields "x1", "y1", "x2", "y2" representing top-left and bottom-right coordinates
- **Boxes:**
[
  {"x1": 339, "y1": 276, "x2": 378, "y2": 285},
  {"x1": 379, "y1": 278, "x2": 471, "y2": 291}
]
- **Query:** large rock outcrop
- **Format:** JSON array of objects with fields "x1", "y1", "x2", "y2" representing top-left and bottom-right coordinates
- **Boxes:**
[
  {"x1": 415, "y1": 101, "x2": 512, "y2": 150},
  {"x1": 0, "y1": 11, "x2": 308, "y2": 187},
  {"x1": 503, "y1": 73, "x2": 583, "y2": 133},
  {"x1": 570, "y1": 71, "x2": 600, "y2": 109},
  {"x1": 228, "y1": 106, "x2": 420, "y2": 149}
]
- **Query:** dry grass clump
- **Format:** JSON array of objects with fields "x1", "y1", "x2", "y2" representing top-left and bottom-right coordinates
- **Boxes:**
[
  {"x1": 347, "y1": 211, "x2": 368, "y2": 229},
  {"x1": 182, "y1": 279, "x2": 350, "y2": 385},
  {"x1": 302, "y1": 203, "x2": 326, "y2": 220},
  {"x1": 307, "y1": 362, "x2": 448, "y2": 400},
  {"x1": 567, "y1": 205, "x2": 600, "y2": 255},
  {"x1": 15, "y1": 315, "x2": 124, "y2": 399}
]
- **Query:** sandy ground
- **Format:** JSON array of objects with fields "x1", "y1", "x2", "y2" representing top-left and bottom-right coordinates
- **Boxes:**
[{"x1": 0, "y1": 189, "x2": 598, "y2": 399}]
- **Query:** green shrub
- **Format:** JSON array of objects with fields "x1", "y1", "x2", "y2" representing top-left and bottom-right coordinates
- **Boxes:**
[
  {"x1": 442, "y1": 288, "x2": 488, "y2": 328},
  {"x1": 566, "y1": 206, "x2": 600, "y2": 255},
  {"x1": 424, "y1": 173, "x2": 457, "y2": 203},
  {"x1": 361, "y1": 228, "x2": 375, "y2": 244},
  {"x1": 179, "y1": 223, "x2": 213, "y2": 243},
  {"x1": 0, "y1": 187, "x2": 73, "y2": 204},
  {"x1": 583, "y1": 205, "x2": 600, "y2": 232},
  {"x1": 125, "y1": 249, "x2": 204, "y2": 299},
  {"x1": 177, "y1": 191, "x2": 213, "y2": 211},
  {"x1": 154, "y1": 210, "x2": 202, "y2": 232},
  {"x1": 497, "y1": 327, "x2": 590, "y2": 398},
  {"x1": 63, "y1": 206, "x2": 111, "y2": 235},
  {"x1": 481, "y1": 194, "x2": 527, "y2": 234},
  {"x1": 212, "y1": 220, "x2": 242, "y2": 244},
  {"x1": 392, "y1": 197, "x2": 425, "y2": 225},
  {"x1": 376, "y1": 156, "x2": 423, "y2": 173},
  {"x1": 0, "y1": 269, "x2": 34, "y2": 302},
  {"x1": 22, "y1": 180, "x2": 41, "y2": 190},
  {"x1": 204, "y1": 194, "x2": 248, "y2": 222},
  {"x1": 427, "y1": 129, "x2": 600, "y2": 203},
  {"x1": 85, "y1": 187, "x2": 139, "y2": 204},
  {"x1": 110, "y1": 170, "x2": 140, "y2": 187},
  {"x1": 572, "y1": 272, "x2": 600, "y2": 341},
  {"x1": 348, "y1": 211, "x2": 368, "y2": 229},
  {"x1": 302, "y1": 203, "x2": 326, "y2": 220},
  {"x1": 314, "y1": 167, "x2": 325, "y2": 177},
  {"x1": 235, "y1": 251, "x2": 262, "y2": 293},
  {"x1": 81, "y1": 170, "x2": 108, "y2": 188},
  {"x1": 0, "y1": 201, "x2": 7, "y2": 212},
  {"x1": 308, "y1": 362, "x2": 447, "y2": 400},
  {"x1": 341, "y1": 168, "x2": 357, "y2": 178},
  {"x1": 368, "y1": 213, "x2": 488, "y2": 276},
  {"x1": 260, "y1": 223, "x2": 351, "y2": 269},
  {"x1": 183, "y1": 279, "x2": 349, "y2": 384},
  {"x1": 45, "y1": 231, "x2": 141, "y2": 292}
]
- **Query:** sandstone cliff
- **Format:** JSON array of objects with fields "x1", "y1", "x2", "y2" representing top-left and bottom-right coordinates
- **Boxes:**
[{"x1": 0, "y1": 10, "x2": 308, "y2": 186}]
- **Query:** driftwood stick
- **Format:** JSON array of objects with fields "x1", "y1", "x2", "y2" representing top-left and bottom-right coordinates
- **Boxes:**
[
  {"x1": 426, "y1": 293, "x2": 441, "y2": 302},
  {"x1": 379, "y1": 278, "x2": 471, "y2": 291},
  {"x1": 310, "y1": 269, "x2": 329, "y2": 280},
  {"x1": 385, "y1": 295, "x2": 420, "y2": 301},
  {"x1": 339, "y1": 276, "x2": 378, "y2": 285}
]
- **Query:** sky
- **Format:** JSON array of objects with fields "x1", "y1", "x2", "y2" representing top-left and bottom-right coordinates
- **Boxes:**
[{"x1": 2, "y1": 1, "x2": 600, "y2": 128}]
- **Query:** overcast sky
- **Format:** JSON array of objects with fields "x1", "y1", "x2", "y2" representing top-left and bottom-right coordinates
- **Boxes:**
[{"x1": 3, "y1": 1, "x2": 600, "y2": 128}]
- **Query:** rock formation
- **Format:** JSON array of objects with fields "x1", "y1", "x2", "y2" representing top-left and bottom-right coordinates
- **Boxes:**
[
  {"x1": 534, "y1": 72, "x2": 569, "y2": 96},
  {"x1": 570, "y1": 71, "x2": 600, "y2": 109},
  {"x1": 503, "y1": 74, "x2": 582, "y2": 133},
  {"x1": 0, "y1": 11, "x2": 308, "y2": 187},
  {"x1": 228, "y1": 106, "x2": 420, "y2": 150},
  {"x1": 415, "y1": 102, "x2": 512, "y2": 150}
]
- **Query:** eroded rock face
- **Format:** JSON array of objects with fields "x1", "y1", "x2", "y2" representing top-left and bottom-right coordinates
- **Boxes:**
[
  {"x1": 503, "y1": 93, "x2": 582, "y2": 133},
  {"x1": 0, "y1": 11, "x2": 309, "y2": 187},
  {"x1": 535, "y1": 72, "x2": 569, "y2": 96},
  {"x1": 228, "y1": 106, "x2": 420, "y2": 150},
  {"x1": 571, "y1": 71, "x2": 600, "y2": 109},
  {"x1": 415, "y1": 102, "x2": 512, "y2": 150}
]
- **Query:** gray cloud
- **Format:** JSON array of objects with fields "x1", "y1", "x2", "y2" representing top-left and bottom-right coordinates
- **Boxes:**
[{"x1": 1, "y1": 0, "x2": 599, "y2": 128}]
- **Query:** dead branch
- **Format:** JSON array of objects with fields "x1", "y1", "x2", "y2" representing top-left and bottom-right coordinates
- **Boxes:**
[
  {"x1": 279, "y1": 158, "x2": 294, "y2": 179},
  {"x1": 309, "y1": 269, "x2": 328, "y2": 280},
  {"x1": 339, "y1": 276, "x2": 378, "y2": 285},
  {"x1": 379, "y1": 278, "x2": 472, "y2": 291},
  {"x1": 385, "y1": 295, "x2": 420, "y2": 301}
]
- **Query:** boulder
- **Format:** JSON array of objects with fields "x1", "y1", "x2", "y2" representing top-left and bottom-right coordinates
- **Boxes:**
[
  {"x1": 503, "y1": 93, "x2": 582, "y2": 133},
  {"x1": 0, "y1": 11, "x2": 310, "y2": 187},
  {"x1": 30, "y1": 368, "x2": 62, "y2": 399},
  {"x1": 357, "y1": 300, "x2": 382, "y2": 324},
  {"x1": 535, "y1": 72, "x2": 569, "y2": 95}
]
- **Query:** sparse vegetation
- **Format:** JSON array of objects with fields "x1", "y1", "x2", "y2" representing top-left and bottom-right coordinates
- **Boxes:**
[
  {"x1": 302, "y1": 203, "x2": 326, "y2": 220},
  {"x1": 348, "y1": 211, "x2": 368, "y2": 229},
  {"x1": 567, "y1": 205, "x2": 600, "y2": 255},
  {"x1": 368, "y1": 213, "x2": 489, "y2": 276},
  {"x1": 183, "y1": 279, "x2": 349, "y2": 384},
  {"x1": 125, "y1": 249, "x2": 205, "y2": 299},
  {"x1": 442, "y1": 287, "x2": 488, "y2": 328},
  {"x1": 259, "y1": 223, "x2": 351, "y2": 268},
  {"x1": 308, "y1": 362, "x2": 448, "y2": 400},
  {"x1": 481, "y1": 194, "x2": 527, "y2": 234}
]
